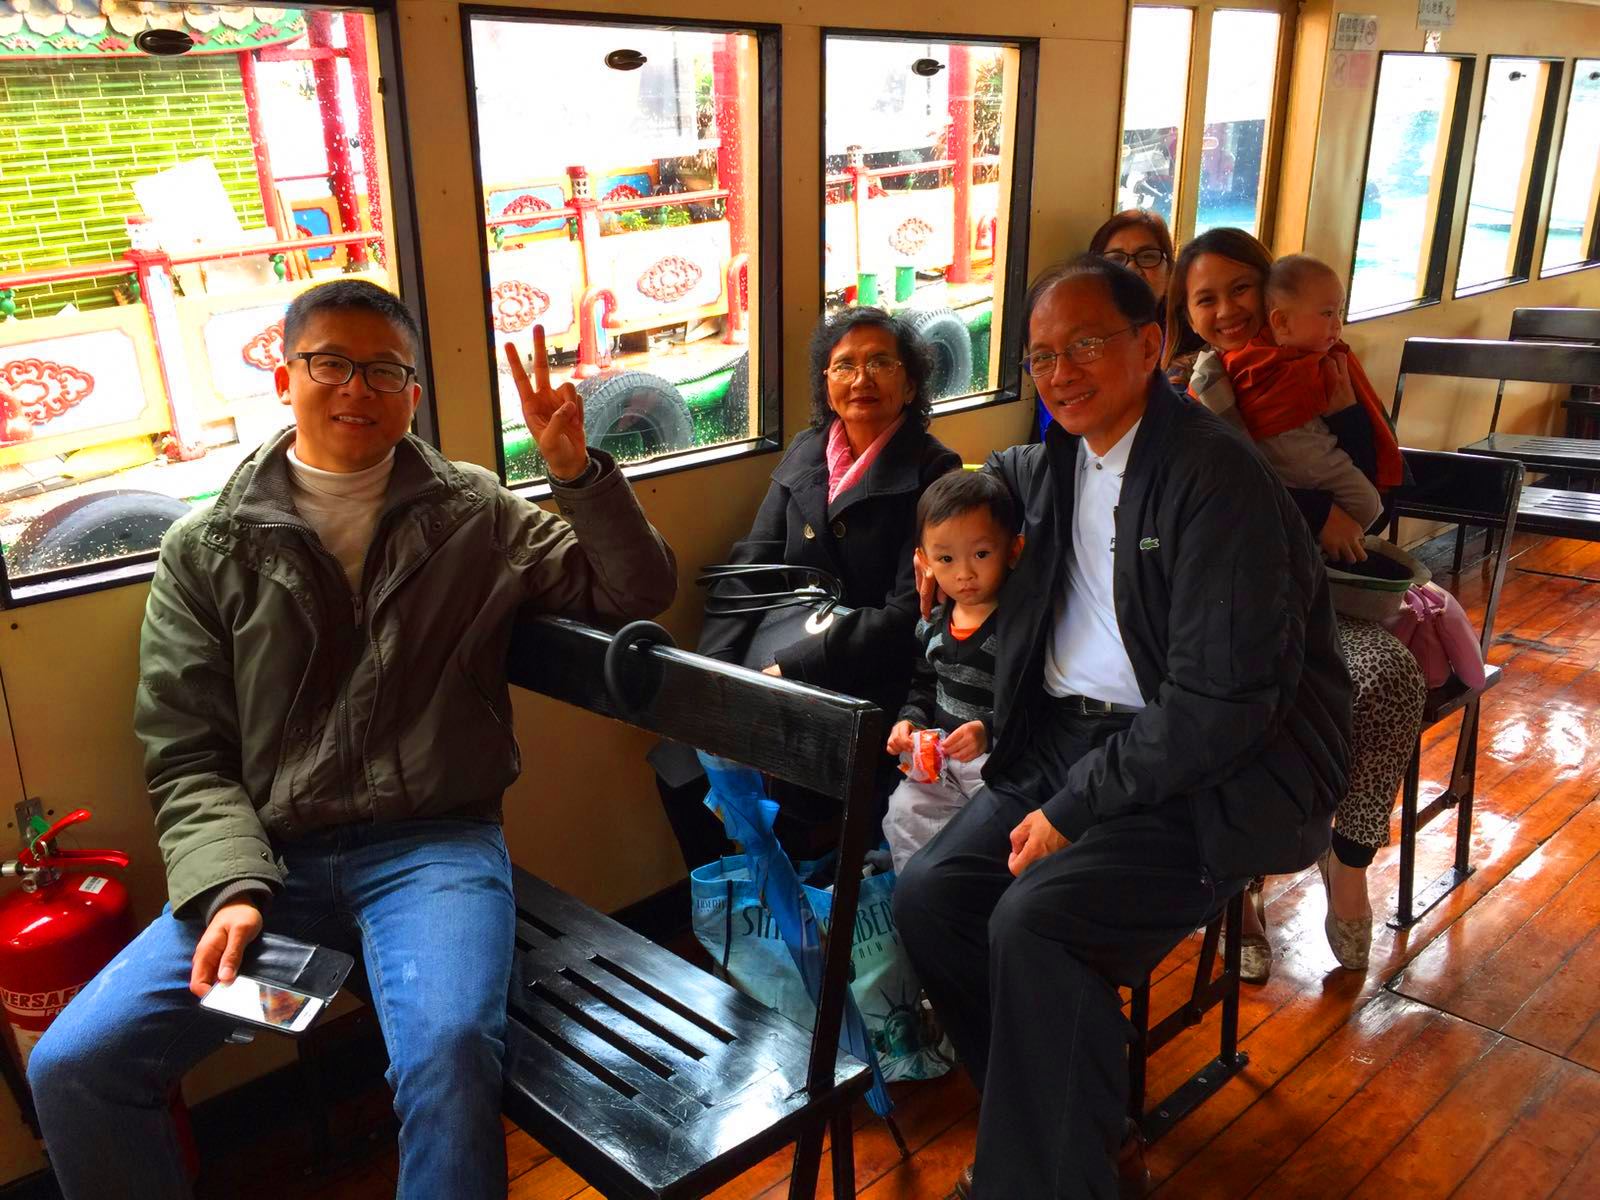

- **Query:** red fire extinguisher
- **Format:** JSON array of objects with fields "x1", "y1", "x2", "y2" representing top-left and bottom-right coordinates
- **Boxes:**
[{"x1": 0, "y1": 808, "x2": 132, "y2": 1078}]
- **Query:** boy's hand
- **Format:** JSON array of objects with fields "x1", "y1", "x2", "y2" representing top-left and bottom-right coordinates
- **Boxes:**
[
  {"x1": 886, "y1": 720, "x2": 916, "y2": 755},
  {"x1": 913, "y1": 547, "x2": 945, "y2": 620},
  {"x1": 1320, "y1": 504, "x2": 1368, "y2": 563},
  {"x1": 504, "y1": 326, "x2": 590, "y2": 482},
  {"x1": 190, "y1": 900, "x2": 263, "y2": 998},
  {"x1": 942, "y1": 720, "x2": 987, "y2": 762},
  {"x1": 1322, "y1": 351, "x2": 1357, "y2": 415}
]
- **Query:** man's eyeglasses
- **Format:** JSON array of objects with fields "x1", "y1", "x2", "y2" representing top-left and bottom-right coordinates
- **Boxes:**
[
  {"x1": 291, "y1": 352, "x2": 417, "y2": 394},
  {"x1": 1101, "y1": 248, "x2": 1168, "y2": 270},
  {"x1": 1022, "y1": 326, "x2": 1139, "y2": 376},
  {"x1": 826, "y1": 356, "x2": 902, "y2": 384}
]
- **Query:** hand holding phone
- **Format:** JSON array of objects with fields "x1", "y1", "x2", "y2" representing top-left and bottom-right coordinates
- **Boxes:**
[
  {"x1": 199, "y1": 976, "x2": 325, "y2": 1034},
  {"x1": 190, "y1": 900, "x2": 264, "y2": 998}
]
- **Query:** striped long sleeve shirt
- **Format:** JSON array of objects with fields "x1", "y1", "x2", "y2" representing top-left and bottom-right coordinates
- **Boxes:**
[{"x1": 897, "y1": 603, "x2": 999, "y2": 741}]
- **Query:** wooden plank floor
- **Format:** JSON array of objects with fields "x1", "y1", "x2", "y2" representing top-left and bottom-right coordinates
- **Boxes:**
[{"x1": 198, "y1": 533, "x2": 1600, "y2": 1200}]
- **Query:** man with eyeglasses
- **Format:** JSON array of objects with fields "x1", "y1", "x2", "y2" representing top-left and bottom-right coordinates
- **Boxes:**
[
  {"x1": 895, "y1": 255, "x2": 1350, "y2": 1199},
  {"x1": 27, "y1": 279, "x2": 677, "y2": 1200}
]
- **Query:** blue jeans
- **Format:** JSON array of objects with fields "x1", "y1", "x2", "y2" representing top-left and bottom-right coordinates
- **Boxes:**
[{"x1": 27, "y1": 819, "x2": 515, "y2": 1200}]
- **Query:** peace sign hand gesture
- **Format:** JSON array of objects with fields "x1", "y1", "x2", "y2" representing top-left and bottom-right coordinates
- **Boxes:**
[{"x1": 504, "y1": 325, "x2": 590, "y2": 482}]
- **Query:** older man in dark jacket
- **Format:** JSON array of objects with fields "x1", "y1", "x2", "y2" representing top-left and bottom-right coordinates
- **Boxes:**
[{"x1": 895, "y1": 256, "x2": 1350, "y2": 1199}]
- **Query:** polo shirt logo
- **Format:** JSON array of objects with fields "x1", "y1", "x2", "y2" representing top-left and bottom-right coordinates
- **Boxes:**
[{"x1": 1139, "y1": 537, "x2": 1160, "y2": 551}]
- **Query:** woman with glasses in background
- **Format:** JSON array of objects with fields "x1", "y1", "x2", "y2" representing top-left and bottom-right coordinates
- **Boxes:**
[{"x1": 1089, "y1": 209, "x2": 1176, "y2": 297}]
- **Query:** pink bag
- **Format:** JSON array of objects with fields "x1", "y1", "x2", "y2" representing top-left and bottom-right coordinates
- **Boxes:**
[{"x1": 1383, "y1": 582, "x2": 1485, "y2": 690}]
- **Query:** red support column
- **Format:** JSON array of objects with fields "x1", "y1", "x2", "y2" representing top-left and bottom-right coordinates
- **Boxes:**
[
  {"x1": 342, "y1": 10, "x2": 384, "y2": 253},
  {"x1": 236, "y1": 51, "x2": 283, "y2": 239},
  {"x1": 947, "y1": 43, "x2": 974, "y2": 285},
  {"x1": 307, "y1": 10, "x2": 366, "y2": 267},
  {"x1": 712, "y1": 34, "x2": 749, "y2": 260},
  {"x1": 566, "y1": 164, "x2": 602, "y2": 291}
]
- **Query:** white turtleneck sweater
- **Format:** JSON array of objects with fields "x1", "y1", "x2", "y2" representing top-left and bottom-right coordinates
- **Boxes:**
[{"x1": 286, "y1": 446, "x2": 395, "y2": 592}]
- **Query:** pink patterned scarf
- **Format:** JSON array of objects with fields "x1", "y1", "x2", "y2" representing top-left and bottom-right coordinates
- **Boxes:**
[{"x1": 826, "y1": 415, "x2": 905, "y2": 504}]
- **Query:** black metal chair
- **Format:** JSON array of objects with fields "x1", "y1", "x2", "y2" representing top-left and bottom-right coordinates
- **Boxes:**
[
  {"x1": 1389, "y1": 337, "x2": 1600, "y2": 558},
  {"x1": 1126, "y1": 890, "x2": 1247, "y2": 1143},
  {"x1": 496, "y1": 616, "x2": 883, "y2": 1200},
  {"x1": 1509, "y1": 307, "x2": 1600, "y2": 437},
  {"x1": 1384, "y1": 449, "x2": 1524, "y2": 927}
]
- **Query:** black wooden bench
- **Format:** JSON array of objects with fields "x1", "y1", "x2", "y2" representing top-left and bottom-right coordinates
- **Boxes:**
[
  {"x1": 1509, "y1": 307, "x2": 1600, "y2": 437},
  {"x1": 1389, "y1": 337, "x2": 1600, "y2": 556},
  {"x1": 496, "y1": 615, "x2": 884, "y2": 1199},
  {"x1": 296, "y1": 614, "x2": 1253, "y2": 1186},
  {"x1": 1385, "y1": 449, "x2": 1523, "y2": 927}
]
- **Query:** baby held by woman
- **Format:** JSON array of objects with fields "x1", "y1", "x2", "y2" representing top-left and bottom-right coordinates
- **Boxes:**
[{"x1": 1196, "y1": 254, "x2": 1402, "y2": 542}]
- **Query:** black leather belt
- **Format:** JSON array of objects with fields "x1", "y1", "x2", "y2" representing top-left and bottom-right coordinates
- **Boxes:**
[{"x1": 1050, "y1": 694, "x2": 1141, "y2": 716}]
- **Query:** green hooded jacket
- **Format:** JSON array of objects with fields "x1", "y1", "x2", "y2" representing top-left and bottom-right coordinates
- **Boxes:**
[{"x1": 134, "y1": 428, "x2": 677, "y2": 918}]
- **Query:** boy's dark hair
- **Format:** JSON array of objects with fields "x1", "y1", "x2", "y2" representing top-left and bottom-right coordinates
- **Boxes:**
[
  {"x1": 807, "y1": 306, "x2": 934, "y2": 432},
  {"x1": 917, "y1": 469, "x2": 1019, "y2": 542},
  {"x1": 283, "y1": 279, "x2": 422, "y2": 358}
]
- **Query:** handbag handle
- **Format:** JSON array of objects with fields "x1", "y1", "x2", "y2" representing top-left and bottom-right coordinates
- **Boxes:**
[{"x1": 697, "y1": 563, "x2": 844, "y2": 618}]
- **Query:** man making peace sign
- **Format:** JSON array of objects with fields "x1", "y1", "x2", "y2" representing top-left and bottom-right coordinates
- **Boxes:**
[{"x1": 28, "y1": 280, "x2": 677, "y2": 1200}]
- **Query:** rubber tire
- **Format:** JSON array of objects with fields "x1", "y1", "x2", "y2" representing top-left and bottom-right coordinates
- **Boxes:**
[
  {"x1": 574, "y1": 371, "x2": 696, "y2": 456},
  {"x1": 722, "y1": 353, "x2": 751, "y2": 440},
  {"x1": 905, "y1": 307, "x2": 975, "y2": 401},
  {"x1": 8, "y1": 489, "x2": 191, "y2": 577}
]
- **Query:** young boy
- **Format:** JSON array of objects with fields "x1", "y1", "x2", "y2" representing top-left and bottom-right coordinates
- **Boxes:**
[
  {"x1": 1218, "y1": 254, "x2": 1403, "y2": 535},
  {"x1": 26, "y1": 279, "x2": 676, "y2": 1200},
  {"x1": 883, "y1": 470, "x2": 1022, "y2": 874}
]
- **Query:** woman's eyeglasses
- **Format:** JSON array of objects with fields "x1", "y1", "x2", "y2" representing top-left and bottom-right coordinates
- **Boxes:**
[
  {"x1": 291, "y1": 352, "x2": 417, "y2": 394},
  {"x1": 827, "y1": 356, "x2": 902, "y2": 383},
  {"x1": 1101, "y1": 248, "x2": 1168, "y2": 270},
  {"x1": 1022, "y1": 326, "x2": 1138, "y2": 376}
]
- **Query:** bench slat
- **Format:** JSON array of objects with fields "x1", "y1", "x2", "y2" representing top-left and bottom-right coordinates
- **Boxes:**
[
  {"x1": 1514, "y1": 487, "x2": 1600, "y2": 539},
  {"x1": 509, "y1": 988, "x2": 706, "y2": 1124},
  {"x1": 506, "y1": 616, "x2": 877, "y2": 798},
  {"x1": 1459, "y1": 433, "x2": 1600, "y2": 472}
]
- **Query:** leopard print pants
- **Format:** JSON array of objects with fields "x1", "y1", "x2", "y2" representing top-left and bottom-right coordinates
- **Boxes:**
[{"x1": 1333, "y1": 615, "x2": 1427, "y2": 851}]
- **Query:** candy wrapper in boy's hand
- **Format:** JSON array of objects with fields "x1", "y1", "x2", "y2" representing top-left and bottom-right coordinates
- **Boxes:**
[{"x1": 899, "y1": 728, "x2": 945, "y2": 783}]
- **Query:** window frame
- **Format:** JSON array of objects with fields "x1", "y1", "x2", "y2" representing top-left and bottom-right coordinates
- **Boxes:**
[
  {"x1": 817, "y1": 26, "x2": 1040, "y2": 418},
  {"x1": 1537, "y1": 58, "x2": 1600, "y2": 279},
  {"x1": 1346, "y1": 51, "x2": 1477, "y2": 324},
  {"x1": 0, "y1": 0, "x2": 432, "y2": 608},
  {"x1": 1118, "y1": 1, "x2": 1297, "y2": 246},
  {"x1": 1453, "y1": 55, "x2": 1565, "y2": 299},
  {"x1": 460, "y1": 6, "x2": 783, "y2": 492}
]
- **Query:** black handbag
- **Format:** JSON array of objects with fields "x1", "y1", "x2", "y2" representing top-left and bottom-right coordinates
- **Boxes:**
[{"x1": 697, "y1": 563, "x2": 854, "y2": 672}]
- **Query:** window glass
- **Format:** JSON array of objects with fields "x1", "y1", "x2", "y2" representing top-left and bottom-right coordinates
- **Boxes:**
[
  {"x1": 467, "y1": 17, "x2": 765, "y2": 486},
  {"x1": 1193, "y1": 9, "x2": 1280, "y2": 238},
  {"x1": 823, "y1": 36, "x2": 1021, "y2": 402},
  {"x1": 0, "y1": 5, "x2": 402, "y2": 588},
  {"x1": 1542, "y1": 60, "x2": 1600, "y2": 274},
  {"x1": 1118, "y1": 7, "x2": 1193, "y2": 228},
  {"x1": 1349, "y1": 54, "x2": 1457, "y2": 315},
  {"x1": 1456, "y1": 57, "x2": 1546, "y2": 292}
]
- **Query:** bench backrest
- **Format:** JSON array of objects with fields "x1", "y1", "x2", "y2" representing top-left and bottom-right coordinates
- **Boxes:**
[
  {"x1": 1388, "y1": 449, "x2": 1524, "y2": 654},
  {"x1": 1390, "y1": 337, "x2": 1600, "y2": 430},
  {"x1": 506, "y1": 614, "x2": 883, "y2": 1100},
  {"x1": 1510, "y1": 307, "x2": 1600, "y2": 344}
]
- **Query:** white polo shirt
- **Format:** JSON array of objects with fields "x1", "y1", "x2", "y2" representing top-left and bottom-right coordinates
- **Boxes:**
[{"x1": 1042, "y1": 421, "x2": 1146, "y2": 708}]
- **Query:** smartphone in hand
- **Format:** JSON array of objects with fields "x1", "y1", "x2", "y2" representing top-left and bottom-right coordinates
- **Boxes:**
[{"x1": 200, "y1": 976, "x2": 325, "y2": 1035}]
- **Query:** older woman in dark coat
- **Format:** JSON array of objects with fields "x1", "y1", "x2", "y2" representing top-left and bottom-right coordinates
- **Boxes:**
[{"x1": 698, "y1": 307, "x2": 962, "y2": 702}]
